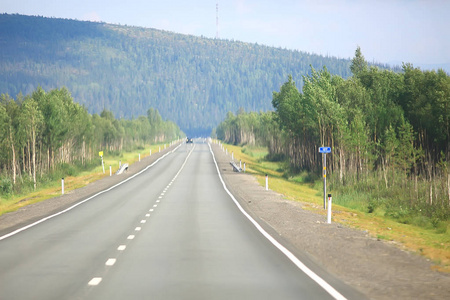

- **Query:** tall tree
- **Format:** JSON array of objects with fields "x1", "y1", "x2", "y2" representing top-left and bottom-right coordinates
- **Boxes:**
[
  {"x1": 20, "y1": 96, "x2": 43, "y2": 190},
  {"x1": 350, "y1": 46, "x2": 368, "y2": 77}
]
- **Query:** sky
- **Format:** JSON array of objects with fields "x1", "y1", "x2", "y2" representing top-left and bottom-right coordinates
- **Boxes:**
[{"x1": 2, "y1": 0, "x2": 450, "y2": 70}]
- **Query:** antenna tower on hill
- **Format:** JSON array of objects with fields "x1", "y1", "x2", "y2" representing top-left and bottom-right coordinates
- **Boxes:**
[{"x1": 216, "y1": 1, "x2": 219, "y2": 39}]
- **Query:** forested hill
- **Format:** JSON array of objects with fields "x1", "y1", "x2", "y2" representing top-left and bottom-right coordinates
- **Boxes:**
[{"x1": 1, "y1": 13, "x2": 381, "y2": 136}]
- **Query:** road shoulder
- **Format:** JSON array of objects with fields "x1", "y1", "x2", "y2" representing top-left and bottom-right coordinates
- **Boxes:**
[
  {"x1": 211, "y1": 143, "x2": 450, "y2": 300},
  {"x1": 0, "y1": 144, "x2": 179, "y2": 237}
]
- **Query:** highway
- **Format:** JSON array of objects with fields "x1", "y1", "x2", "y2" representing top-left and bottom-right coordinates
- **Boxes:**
[{"x1": 0, "y1": 142, "x2": 348, "y2": 300}]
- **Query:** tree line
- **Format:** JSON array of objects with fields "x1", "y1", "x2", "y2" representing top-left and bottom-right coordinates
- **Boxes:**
[
  {"x1": 216, "y1": 48, "x2": 450, "y2": 226},
  {"x1": 0, "y1": 87, "x2": 183, "y2": 196}
]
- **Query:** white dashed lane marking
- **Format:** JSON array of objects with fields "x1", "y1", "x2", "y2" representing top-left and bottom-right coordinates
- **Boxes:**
[
  {"x1": 106, "y1": 259, "x2": 116, "y2": 266},
  {"x1": 88, "y1": 277, "x2": 102, "y2": 286},
  {"x1": 86, "y1": 145, "x2": 195, "y2": 289}
]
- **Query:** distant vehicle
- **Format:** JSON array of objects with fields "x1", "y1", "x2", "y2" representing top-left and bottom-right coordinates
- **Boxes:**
[{"x1": 186, "y1": 138, "x2": 193, "y2": 143}]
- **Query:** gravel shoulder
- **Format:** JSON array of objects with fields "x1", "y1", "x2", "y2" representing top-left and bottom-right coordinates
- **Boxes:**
[
  {"x1": 212, "y1": 143, "x2": 450, "y2": 300},
  {"x1": 1, "y1": 142, "x2": 449, "y2": 299}
]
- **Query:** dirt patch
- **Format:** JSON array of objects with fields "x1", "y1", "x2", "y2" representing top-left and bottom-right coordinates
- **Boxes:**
[{"x1": 212, "y1": 143, "x2": 450, "y2": 300}]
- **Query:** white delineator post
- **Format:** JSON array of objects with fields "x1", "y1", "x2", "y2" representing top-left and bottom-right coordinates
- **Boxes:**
[
  {"x1": 232, "y1": 151, "x2": 234, "y2": 160},
  {"x1": 265, "y1": 174, "x2": 268, "y2": 191},
  {"x1": 61, "y1": 178, "x2": 64, "y2": 195},
  {"x1": 327, "y1": 194, "x2": 332, "y2": 224},
  {"x1": 159, "y1": 146, "x2": 161, "y2": 152},
  {"x1": 139, "y1": 154, "x2": 141, "y2": 161},
  {"x1": 150, "y1": 149, "x2": 152, "y2": 156},
  {"x1": 244, "y1": 162, "x2": 246, "y2": 173},
  {"x1": 110, "y1": 165, "x2": 112, "y2": 176}
]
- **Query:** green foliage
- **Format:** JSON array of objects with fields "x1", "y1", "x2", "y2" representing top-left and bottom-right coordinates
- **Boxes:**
[
  {"x1": 350, "y1": 46, "x2": 368, "y2": 77},
  {"x1": 0, "y1": 14, "x2": 392, "y2": 136},
  {"x1": 0, "y1": 177, "x2": 13, "y2": 195},
  {"x1": 216, "y1": 47, "x2": 450, "y2": 230},
  {"x1": 0, "y1": 86, "x2": 183, "y2": 197}
]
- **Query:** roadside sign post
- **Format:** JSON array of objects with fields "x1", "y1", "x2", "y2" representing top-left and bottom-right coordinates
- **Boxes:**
[{"x1": 319, "y1": 147, "x2": 331, "y2": 209}]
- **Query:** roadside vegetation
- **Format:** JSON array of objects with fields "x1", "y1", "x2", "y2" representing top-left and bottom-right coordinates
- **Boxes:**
[
  {"x1": 0, "y1": 143, "x2": 175, "y2": 217},
  {"x1": 0, "y1": 86, "x2": 184, "y2": 211},
  {"x1": 219, "y1": 142, "x2": 450, "y2": 272},
  {"x1": 215, "y1": 48, "x2": 450, "y2": 271}
]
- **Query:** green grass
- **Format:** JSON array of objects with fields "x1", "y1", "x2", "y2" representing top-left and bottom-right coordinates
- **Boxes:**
[{"x1": 0, "y1": 142, "x2": 172, "y2": 217}]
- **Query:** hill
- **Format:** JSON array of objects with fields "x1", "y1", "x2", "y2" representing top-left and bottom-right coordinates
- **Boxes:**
[{"x1": 1, "y1": 13, "x2": 361, "y2": 136}]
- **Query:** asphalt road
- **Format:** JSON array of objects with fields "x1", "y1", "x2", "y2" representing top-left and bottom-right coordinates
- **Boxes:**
[{"x1": 0, "y1": 142, "x2": 348, "y2": 300}]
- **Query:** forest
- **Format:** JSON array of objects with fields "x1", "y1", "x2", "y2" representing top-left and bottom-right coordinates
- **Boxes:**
[
  {"x1": 0, "y1": 14, "x2": 397, "y2": 136},
  {"x1": 0, "y1": 86, "x2": 183, "y2": 196},
  {"x1": 216, "y1": 48, "x2": 450, "y2": 229}
]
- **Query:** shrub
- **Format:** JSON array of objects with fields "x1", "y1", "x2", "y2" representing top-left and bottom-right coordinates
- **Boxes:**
[{"x1": 0, "y1": 177, "x2": 13, "y2": 196}]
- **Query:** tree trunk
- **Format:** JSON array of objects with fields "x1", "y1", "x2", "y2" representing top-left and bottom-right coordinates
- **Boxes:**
[
  {"x1": 9, "y1": 127, "x2": 16, "y2": 185},
  {"x1": 27, "y1": 141, "x2": 31, "y2": 177},
  {"x1": 381, "y1": 156, "x2": 388, "y2": 189},
  {"x1": 447, "y1": 173, "x2": 450, "y2": 206},
  {"x1": 32, "y1": 129, "x2": 37, "y2": 190},
  {"x1": 429, "y1": 181, "x2": 433, "y2": 205}
]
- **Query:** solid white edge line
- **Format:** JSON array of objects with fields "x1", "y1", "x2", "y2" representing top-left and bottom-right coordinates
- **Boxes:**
[
  {"x1": 0, "y1": 143, "x2": 183, "y2": 241},
  {"x1": 207, "y1": 143, "x2": 347, "y2": 300}
]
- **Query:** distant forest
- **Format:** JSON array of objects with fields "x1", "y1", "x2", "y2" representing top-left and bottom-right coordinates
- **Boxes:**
[{"x1": 0, "y1": 14, "x2": 397, "y2": 136}]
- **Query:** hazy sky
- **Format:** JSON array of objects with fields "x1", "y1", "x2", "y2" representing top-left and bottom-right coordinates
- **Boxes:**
[{"x1": 2, "y1": 0, "x2": 449, "y2": 68}]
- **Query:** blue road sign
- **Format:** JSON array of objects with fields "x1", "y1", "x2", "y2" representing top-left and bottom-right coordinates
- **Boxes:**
[{"x1": 319, "y1": 147, "x2": 331, "y2": 153}]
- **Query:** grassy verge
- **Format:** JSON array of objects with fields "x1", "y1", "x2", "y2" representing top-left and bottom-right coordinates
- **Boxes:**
[
  {"x1": 220, "y1": 142, "x2": 450, "y2": 272},
  {"x1": 0, "y1": 143, "x2": 170, "y2": 217}
]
